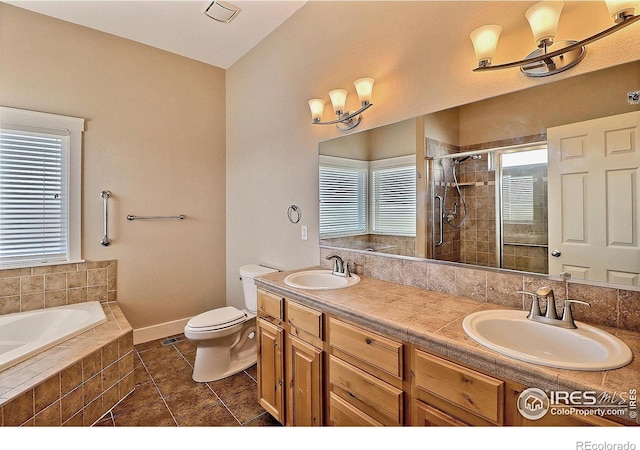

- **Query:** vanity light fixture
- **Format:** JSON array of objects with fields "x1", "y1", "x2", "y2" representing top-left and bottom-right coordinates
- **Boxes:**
[
  {"x1": 308, "y1": 78, "x2": 374, "y2": 131},
  {"x1": 470, "y1": 0, "x2": 640, "y2": 77}
]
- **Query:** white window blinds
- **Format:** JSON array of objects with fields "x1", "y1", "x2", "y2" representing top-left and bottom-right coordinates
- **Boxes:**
[
  {"x1": 370, "y1": 157, "x2": 416, "y2": 235},
  {"x1": 502, "y1": 175, "x2": 534, "y2": 223},
  {"x1": 0, "y1": 107, "x2": 84, "y2": 268},
  {"x1": 319, "y1": 156, "x2": 368, "y2": 238}
]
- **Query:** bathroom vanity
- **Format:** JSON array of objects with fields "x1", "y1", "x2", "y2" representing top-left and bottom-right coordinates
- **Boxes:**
[{"x1": 255, "y1": 268, "x2": 639, "y2": 427}]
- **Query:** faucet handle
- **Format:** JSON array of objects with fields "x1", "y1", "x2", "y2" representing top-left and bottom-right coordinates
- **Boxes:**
[
  {"x1": 561, "y1": 299, "x2": 591, "y2": 328},
  {"x1": 516, "y1": 290, "x2": 542, "y2": 318}
]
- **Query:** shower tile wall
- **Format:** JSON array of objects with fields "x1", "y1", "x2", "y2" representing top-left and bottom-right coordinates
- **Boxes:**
[
  {"x1": 457, "y1": 156, "x2": 497, "y2": 268},
  {"x1": 427, "y1": 138, "x2": 462, "y2": 263},
  {"x1": 427, "y1": 134, "x2": 548, "y2": 274}
]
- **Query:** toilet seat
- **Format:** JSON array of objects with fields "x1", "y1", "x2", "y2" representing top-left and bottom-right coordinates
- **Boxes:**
[{"x1": 186, "y1": 306, "x2": 247, "y2": 332}]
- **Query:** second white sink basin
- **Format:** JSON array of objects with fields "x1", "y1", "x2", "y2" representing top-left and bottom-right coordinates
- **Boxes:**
[
  {"x1": 283, "y1": 269, "x2": 360, "y2": 290},
  {"x1": 462, "y1": 310, "x2": 633, "y2": 371}
]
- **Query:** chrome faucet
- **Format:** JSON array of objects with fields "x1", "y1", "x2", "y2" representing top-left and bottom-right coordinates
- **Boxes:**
[
  {"x1": 516, "y1": 287, "x2": 591, "y2": 329},
  {"x1": 326, "y1": 255, "x2": 351, "y2": 277},
  {"x1": 536, "y1": 286, "x2": 558, "y2": 320}
]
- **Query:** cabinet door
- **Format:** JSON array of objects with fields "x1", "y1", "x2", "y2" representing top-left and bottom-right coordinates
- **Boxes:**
[
  {"x1": 257, "y1": 318, "x2": 285, "y2": 424},
  {"x1": 414, "y1": 401, "x2": 469, "y2": 426},
  {"x1": 285, "y1": 334, "x2": 323, "y2": 426}
]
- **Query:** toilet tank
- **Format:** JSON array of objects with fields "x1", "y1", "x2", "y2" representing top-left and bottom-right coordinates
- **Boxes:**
[{"x1": 239, "y1": 264, "x2": 278, "y2": 313}]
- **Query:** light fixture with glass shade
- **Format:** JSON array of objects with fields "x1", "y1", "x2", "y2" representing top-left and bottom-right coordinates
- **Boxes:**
[
  {"x1": 470, "y1": 0, "x2": 640, "y2": 77},
  {"x1": 308, "y1": 78, "x2": 374, "y2": 131}
]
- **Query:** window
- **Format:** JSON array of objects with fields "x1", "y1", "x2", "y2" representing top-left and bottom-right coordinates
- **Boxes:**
[
  {"x1": 500, "y1": 147, "x2": 547, "y2": 224},
  {"x1": 319, "y1": 155, "x2": 368, "y2": 238},
  {"x1": 370, "y1": 156, "x2": 416, "y2": 235},
  {"x1": 0, "y1": 107, "x2": 84, "y2": 268}
]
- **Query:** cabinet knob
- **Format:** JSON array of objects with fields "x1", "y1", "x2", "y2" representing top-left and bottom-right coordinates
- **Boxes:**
[{"x1": 551, "y1": 249, "x2": 561, "y2": 257}]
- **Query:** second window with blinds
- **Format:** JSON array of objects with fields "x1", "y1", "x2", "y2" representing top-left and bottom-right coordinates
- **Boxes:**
[{"x1": 319, "y1": 154, "x2": 416, "y2": 239}]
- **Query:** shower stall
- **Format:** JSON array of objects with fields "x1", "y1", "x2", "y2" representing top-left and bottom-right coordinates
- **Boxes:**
[{"x1": 427, "y1": 143, "x2": 548, "y2": 274}]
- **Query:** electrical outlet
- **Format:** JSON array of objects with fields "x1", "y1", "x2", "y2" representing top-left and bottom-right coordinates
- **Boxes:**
[{"x1": 301, "y1": 225, "x2": 308, "y2": 241}]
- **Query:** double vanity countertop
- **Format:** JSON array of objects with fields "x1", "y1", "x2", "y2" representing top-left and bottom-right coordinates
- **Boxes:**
[{"x1": 255, "y1": 267, "x2": 640, "y2": 424}]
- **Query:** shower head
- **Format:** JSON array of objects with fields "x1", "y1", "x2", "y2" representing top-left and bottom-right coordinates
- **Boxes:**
[{"x1": 453, "y1": 154, "x2": 482, "y2": 164}]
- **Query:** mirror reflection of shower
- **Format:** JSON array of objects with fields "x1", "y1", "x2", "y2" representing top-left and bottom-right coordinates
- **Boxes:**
[
  {"x1": 443, "y1": 154, "x2": 482, "y2": 228},
  {"x1": 429, "y1": 143, "x2": 548, "y2": 274}
]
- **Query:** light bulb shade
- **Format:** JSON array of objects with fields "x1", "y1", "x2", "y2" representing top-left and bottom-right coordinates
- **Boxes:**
[
  {"x1": 353, "y1": 78, "x2": 374, "y2": 105},
  {"x1": 526, "y1": 1, "x2": 564, "y2": 46},
  {"x1": 470, "y1": 25, "x2": 502, "y2": 66},
  {"x1": 328, "y1": 89, "x2": 348, "y2": 115},
  {"x1": 604, "y1": 0, "x2": 638, "y2": 21},
  {"x1": 308, "y1": 99, "x2": 326, "y2": 122}
]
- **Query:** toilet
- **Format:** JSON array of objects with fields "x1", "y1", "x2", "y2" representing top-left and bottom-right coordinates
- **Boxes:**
[{"x1": 184, "y1": 264, "x2": 277, "y2": 382}]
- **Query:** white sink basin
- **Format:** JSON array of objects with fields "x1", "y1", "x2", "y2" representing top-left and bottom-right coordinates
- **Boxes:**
[
  {"x1": 462, "y1": 310, "x2": 633, "y2": 371},
  {"x1": 283, "y1": 269, "x2": 360, "y2": 290}
]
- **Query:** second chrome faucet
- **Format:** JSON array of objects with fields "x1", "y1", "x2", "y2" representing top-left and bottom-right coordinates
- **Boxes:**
[
  {"x1": 516, "y1": 286, "x2": 591, "y2": 329},
  {"x1": 326, "y1": 255, "x2": 352, "y2": 278}
]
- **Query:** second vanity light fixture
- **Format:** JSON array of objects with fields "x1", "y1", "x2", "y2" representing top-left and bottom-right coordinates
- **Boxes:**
[
  {"x1": 470, "y1": 0, "x2": 640, "y2": 77},
  {"x1": 308, "y1": 78, "x2": 374, "y2": 131}
]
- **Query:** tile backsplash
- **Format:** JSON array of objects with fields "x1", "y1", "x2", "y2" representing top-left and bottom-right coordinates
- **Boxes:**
[
  {"x1": 320, "y1": 247, "x2": 640, "y2": 333},
  {"x1": 0, "y1": 260, "x2": 117, "y2": 315}
]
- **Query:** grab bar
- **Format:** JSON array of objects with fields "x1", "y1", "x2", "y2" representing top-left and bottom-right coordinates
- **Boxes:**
[
  {"x1": 435, "y1": 194, "x2": 443, "y2": 247},
  {"x1": 127, "y1": 214, "x2": 185, "y2": 221},
  {"x1": 100, "y1": 190, "x2": 111, "y2": 246}
]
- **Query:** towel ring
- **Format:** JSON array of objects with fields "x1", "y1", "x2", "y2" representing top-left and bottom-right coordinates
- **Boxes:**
[{"x1": 287, "y1": 205, "x2": 301, "y2": 224}]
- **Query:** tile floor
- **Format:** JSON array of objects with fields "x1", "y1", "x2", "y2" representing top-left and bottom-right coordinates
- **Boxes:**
[{"x1": 93, "y1": 334, "x2": 280, "y2": 427}]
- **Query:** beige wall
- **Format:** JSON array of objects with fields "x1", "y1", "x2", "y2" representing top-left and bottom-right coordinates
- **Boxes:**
[
  {"x1": 226, "y1": 1, "x2": 640, "y2": 306},
  {"x1": 0, "y1": 4, "x2": 227, "y2": 329}
]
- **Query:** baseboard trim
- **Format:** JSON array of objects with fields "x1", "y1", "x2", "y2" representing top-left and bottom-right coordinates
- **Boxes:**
[{"x1": 133, "y1": 317, "x2": 191, "y2": 345}]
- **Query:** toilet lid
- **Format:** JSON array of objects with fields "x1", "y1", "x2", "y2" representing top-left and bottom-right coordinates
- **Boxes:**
[{"x1": 187, "y1": 306, "x2": 246, "y2": 330}]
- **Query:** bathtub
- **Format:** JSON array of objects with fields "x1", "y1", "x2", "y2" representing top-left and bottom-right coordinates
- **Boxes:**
[{"x1": 0, "y1": 302, "x2": 107, "y2": 371}]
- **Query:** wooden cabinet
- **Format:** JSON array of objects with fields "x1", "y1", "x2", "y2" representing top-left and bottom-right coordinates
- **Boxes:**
[
  {"x1": 256, "y1": 289, "x2": 324, "y2": 426},
  {"x1": 328, "y1": 316, "x2": 404, "y2": 426},
  {"x1": 256, "y1": 318, "x2": 285, "y2": 423},
  {"x1": 257, "y1": 287, "x2": 631, "y2": 428},
  {"x1": 412, "y1": 349, "x2": 504, "y2": 426},
  {"x1": 285, "y1": 334, "x2": 323, "y2": 426}
]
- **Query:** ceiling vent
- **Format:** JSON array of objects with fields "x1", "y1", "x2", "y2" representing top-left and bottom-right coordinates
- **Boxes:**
[{"x1": 203, "y1": 1, "x2": 240, "y2": 23}]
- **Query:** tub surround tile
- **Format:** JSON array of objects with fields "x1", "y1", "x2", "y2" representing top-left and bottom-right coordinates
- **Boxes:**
[
  {"x1": 67, "y1": 271, "x2": 88, "y2": 289},
  {"x1": 45, "y1": 290, "x2": 67, "y2": 308},
  {"x1": 45, "y1": 273, "x2": 67, "y2": 291},
  {"x1": 0, "y1": 296, "x2": 20, "y2": 315},
  {"x1": 0, "y1": 260, "x2": 116, "y2": 315},
  {"x1": 34, "y1": 374, "x2": 60, "y2": 414},
  {"x1": 0, "y1": 302, "x2": 133, "y2": 426}
]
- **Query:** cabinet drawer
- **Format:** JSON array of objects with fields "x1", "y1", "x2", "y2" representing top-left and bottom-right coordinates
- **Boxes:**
[
  {"x1": 329, "y1": 355, "x2": 403, "y2": 426},
  {"x1": 415, "y1": 401, "x2": 469, "y2": 426},
  {"x1": 329, "y1": 392, "x2": 383, "y2": 427},
  {"x1": 329, "y1": 317, "x2": 402, "y2": 379},
  {"x1": 287, "y1": 300, "x2": 323, "y2": 341},
  {"x1": 414, "y1": 349, "x2": 504, "y2": 424},
  {"x1": 257, "y1": 290, "x2": 283, "y2": 321}
]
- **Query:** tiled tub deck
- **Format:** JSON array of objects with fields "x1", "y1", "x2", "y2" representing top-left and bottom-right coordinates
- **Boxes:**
[{"x1": 0, "y1": 301, "x2": 134, "y2": 426}]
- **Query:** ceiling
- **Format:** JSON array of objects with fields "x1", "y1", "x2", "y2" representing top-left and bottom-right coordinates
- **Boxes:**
[{"x1": 5, "y1": 1, "x2": 307, "y2": 69}]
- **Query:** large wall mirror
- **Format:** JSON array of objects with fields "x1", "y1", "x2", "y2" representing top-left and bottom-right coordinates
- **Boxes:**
[{"x1": 319, "y1": 60, "x2": 640, "y2": 288}]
